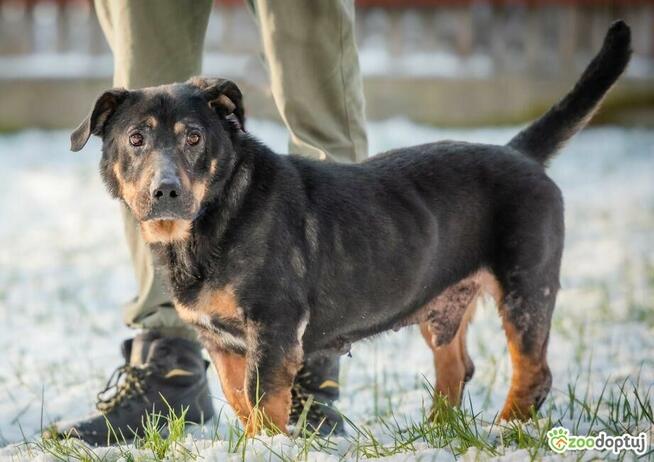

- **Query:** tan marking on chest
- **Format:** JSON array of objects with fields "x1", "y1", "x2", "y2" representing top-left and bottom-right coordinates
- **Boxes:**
[
  {"x1": 175, "y1": 285, "x2": 242, "y2": 323},
  {"x1": 175, "y1": 285, "x2": 246, "y2": 351},
  {"x1": 199, "y1": 285, "x2": 240, "y2": 318},
  {"x1": 174, "y1": 302, "x2": 206, "y2": 327}
]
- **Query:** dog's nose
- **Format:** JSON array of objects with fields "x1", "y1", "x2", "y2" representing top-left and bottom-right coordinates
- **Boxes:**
[{"x1": 152, "y1": 180, "x2": 180, "y2": 200}]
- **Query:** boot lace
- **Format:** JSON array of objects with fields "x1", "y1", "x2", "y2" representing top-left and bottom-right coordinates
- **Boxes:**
[
  {"x1": 290, "y1": 370, "x2": 326, "y2": 429},
  {"x1": 96, "y1": 365, "x2": 152, "y2": 413}
]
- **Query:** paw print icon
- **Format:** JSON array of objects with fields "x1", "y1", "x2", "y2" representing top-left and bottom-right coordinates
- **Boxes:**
[{"x1": 547, "y1": 427, "x2": 570, "y2": 453}]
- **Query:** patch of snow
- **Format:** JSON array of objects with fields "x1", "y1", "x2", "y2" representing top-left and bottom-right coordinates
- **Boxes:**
[{"x1": 0, "y1": 121, "x2": 652, "y2": 460}]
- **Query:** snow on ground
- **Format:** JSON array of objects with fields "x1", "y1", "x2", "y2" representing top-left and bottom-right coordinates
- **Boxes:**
[{"x1": 0, "y1": 120, "x2": 653, "y2": 460}]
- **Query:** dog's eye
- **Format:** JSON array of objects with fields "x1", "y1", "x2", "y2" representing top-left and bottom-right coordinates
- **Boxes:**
[
  {"x1": 129, "y1": 132, "x2": 144, "y2": 147},
  {"x1": 187, "y1": 132, "x2": 201, "y2": 146}
]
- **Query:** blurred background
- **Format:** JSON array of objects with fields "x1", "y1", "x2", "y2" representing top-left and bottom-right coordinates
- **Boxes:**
[{"x1": 1, "y1": 0, "x2": 653, "y2": 130}]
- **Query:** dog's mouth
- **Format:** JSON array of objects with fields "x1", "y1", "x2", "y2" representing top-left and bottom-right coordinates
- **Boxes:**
[
  {"x1": 136, "y1": 192, "x2": 198, "y2": 243},
  {"x1": 139, "y1": 191, "x2": 198, "y2": 222},
  {"x1": 139, "y1": 216, "x2": 194, "y2": 243},
  {"x1": 142, "y1": 209, "x2": 196, "y2": 222}
]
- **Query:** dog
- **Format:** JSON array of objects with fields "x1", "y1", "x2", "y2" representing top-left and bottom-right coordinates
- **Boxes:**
[{"x1": 70, "y1": 21, "x2": 631, "y2": 435}]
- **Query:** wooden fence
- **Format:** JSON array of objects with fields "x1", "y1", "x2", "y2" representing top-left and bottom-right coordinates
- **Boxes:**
[{"x1": 1, "y1": 0, "x2": 652, "y2": 72}]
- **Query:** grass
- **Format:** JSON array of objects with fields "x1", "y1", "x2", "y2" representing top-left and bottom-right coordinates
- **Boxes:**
[
  {"x1": 4, "y1": 270, "x2": 653, "y2": 461},
  {"x1": 5, "y1": 369, "x2": 649, "y2": 462},
  {"x1": 3, "y1": 264, "x2": 653, "y2": 461}
]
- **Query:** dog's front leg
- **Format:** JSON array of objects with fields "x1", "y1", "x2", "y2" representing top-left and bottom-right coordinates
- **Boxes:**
[
  {"x1": 204, "y1": 343, "x2": 252, "y2": 426},
  {"x1": 204, "y1": 333, "x2": 302, "y2": 435},
  {"x1": 242, "y1": 320, "x2": 304, "y2": 435}
]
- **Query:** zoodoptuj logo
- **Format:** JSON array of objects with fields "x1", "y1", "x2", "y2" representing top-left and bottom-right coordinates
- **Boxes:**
[{"x1": 547, "y1": 426, "x2": 649, "y2": 456}]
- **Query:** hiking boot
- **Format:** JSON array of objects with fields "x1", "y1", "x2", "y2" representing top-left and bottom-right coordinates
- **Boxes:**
[
  {"x1": 289, "y1": 353, "x2": 345, "y2": 436},
  {"x1": 44, "y1": 331, "x2": 214, "y2": 445}
]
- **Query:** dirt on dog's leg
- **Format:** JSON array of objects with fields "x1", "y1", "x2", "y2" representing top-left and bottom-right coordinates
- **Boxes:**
[
  {"x1": 421, "y1": 323, "x2": 464, "y2": 406},
  {"x1": 421, "y1": 304, "x2": 476, "y2": 408},
  {"x1": 420, "y1": 279, "x2": 481, "y2": 408},
  {"x1": 421, "y1": 271, "x2": 505, "y2": 413}
]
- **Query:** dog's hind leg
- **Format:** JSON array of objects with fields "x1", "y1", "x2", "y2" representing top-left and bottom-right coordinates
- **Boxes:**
[
  {"x1": 491, "y1": 176, "x2": 563, "y2": 421},
  {"x1": 420, "y1": 278, "x2": 481, "y2": 408},
  {"x1": 420, "y1": 316, "x2": 472, "y2": 408},
  {"x1": 497, "y1": 282, "x2": 557, "y2": 421},
  {"x1": 495, "y1": 237, "x2": 561, "y2": 420}
]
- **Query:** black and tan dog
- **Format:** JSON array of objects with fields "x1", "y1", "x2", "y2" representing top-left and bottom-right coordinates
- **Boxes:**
[{"x1": 71, "y1": 22, "x2": 631, "y2": 434}]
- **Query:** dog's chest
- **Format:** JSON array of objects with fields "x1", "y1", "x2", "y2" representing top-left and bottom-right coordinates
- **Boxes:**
[
  {"x1": 159, "y1": 243, "x2": 250, "y2": 352},
  {"x1": 173, "y1": 284, "x2": 248, "y2": 354}
]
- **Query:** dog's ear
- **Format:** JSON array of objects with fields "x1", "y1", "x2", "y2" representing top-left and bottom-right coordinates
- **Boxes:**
[
  {"x1": 70, "y1": 88, "x2": 129, "y2": 152},
  {"x1": 188, "y1": 77, "x2": 245, "y2": 130}
]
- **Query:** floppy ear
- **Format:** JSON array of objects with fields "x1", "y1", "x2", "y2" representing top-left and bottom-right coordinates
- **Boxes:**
[
  {"x1": 70, "y1": 88, "x2": 129, "y2": 152},
  {"x1": 187, "y1": 77, "x2": 245, "y2": 130}
]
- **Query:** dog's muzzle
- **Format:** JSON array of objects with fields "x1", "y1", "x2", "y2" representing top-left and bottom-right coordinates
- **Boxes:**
[{"x1": 145, "y1": 176, "x2": 194, "y2": 221}]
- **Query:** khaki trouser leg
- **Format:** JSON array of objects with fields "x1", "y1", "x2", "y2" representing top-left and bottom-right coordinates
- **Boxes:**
[
  {"x1": 249, "y1": 0, "x2": 368, "y2": 163},
  {"x1": 95, "y1": 0, "x2": 212, "y2": 339}
]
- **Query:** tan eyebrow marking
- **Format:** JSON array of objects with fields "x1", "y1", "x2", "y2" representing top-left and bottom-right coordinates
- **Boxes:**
[{"x1": 174, "y1": 121, "x2": 186, "y2": 135}]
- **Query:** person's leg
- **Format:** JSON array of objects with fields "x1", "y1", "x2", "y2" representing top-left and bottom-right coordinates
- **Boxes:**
[
  {"x1": 48, "y1": 0, "x2": 213, "y2": 444},
  {"x1": 96, "y1": 0, "x2": 211, "y2": 88},
  {"x1": 96, "y1": 0, "x2": 212, "y2": 338},
  {"x1": 249, "y1": 0, "x2": 368, "y2": 435},
  {"x1": 251, "y1": 0, "x2": 368, "y2": 163}
]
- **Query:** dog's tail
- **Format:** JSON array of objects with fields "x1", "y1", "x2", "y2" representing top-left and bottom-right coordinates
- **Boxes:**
[{"x1": 507, "y1": 20, "x2": 631, "y2": 165}]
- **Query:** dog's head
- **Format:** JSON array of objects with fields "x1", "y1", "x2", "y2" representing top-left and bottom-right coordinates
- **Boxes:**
[{"x1": 71, "y1": 77, "x2": 244, "y2": 243}]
